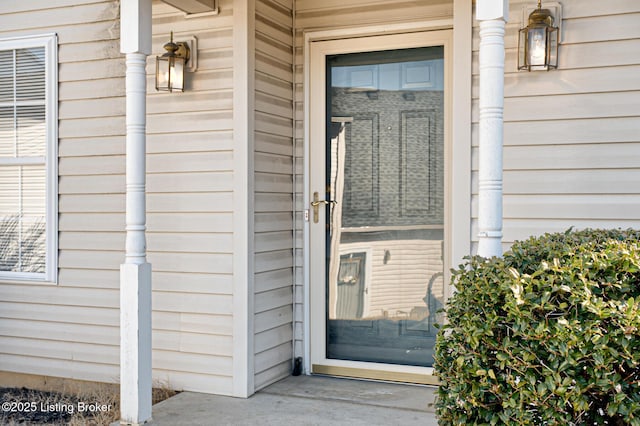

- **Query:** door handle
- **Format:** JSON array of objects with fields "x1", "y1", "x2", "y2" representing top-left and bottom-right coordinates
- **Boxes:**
[{"x1": 310, "y1": 191, "x2": 337, "y2": 223}]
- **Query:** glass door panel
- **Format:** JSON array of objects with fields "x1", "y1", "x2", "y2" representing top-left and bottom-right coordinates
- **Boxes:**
[{"x1": 325, "y1": 46, "x2": 445, "y2": 367}]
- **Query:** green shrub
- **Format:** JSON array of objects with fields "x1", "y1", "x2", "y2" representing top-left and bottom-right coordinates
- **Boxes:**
[{"x1": 434, "y1": 229, "x2": 640, "y2": 425}]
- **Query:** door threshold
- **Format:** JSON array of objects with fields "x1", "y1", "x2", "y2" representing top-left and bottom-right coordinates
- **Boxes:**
[{"x1": 312, "y1": 364, "x2": 440, "y2": 386}]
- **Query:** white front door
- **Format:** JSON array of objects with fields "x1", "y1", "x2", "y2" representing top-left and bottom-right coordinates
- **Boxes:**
[{"x1": 308, "y1": 30, "x2": 452, "y2": 384}]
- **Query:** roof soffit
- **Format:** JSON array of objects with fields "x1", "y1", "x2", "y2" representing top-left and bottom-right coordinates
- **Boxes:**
[{"x1": 159, "y1": 0, "x2": 218, "y2": 15}]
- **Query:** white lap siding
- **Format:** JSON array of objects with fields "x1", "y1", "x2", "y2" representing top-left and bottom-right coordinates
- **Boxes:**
[
  {"x1": 146, "y1": 0, "x2": 236, "y2": 394},
  {"x1": 253, "y1": 0, "x2": 295, "y2": 392},
  {"x1": 0, "y1": 0, "x2": 125, "y2": 384},
  {"x1": 470, "y1": 0, "x2": 640, "y2": 252},
  {"x1": 0, "y1": 0, "x2": 240, "y2": 396}
]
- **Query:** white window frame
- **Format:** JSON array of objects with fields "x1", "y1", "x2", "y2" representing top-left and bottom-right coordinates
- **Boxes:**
[{"x1": 0, "y1": 33, "x2": 58, "y2": 283}]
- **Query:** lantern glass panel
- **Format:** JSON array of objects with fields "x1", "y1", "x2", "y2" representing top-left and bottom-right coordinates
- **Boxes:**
[
  {"x1": 518, "y1": 27, "x2": 528, "y2": 70},
  {"x1": 156, "y1": 56, "x2": 172, "y2": 91},
  {"x1": 547, "y1": 27, "x2": 558, "y2": 69},
  {"x1": 171, "y1": 59, "x2": 185, "y2": 92},
  {"x1": 528, "y1": 27, "x2": 547, "y2": 68}
]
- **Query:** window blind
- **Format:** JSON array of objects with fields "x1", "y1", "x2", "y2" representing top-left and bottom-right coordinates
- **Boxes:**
[{"x1": 0, "y1": 46, "x2": 46, "y2": 274}]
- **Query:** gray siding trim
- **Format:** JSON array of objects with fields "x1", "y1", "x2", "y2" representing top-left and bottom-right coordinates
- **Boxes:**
[{"x1": 253, "y1": 0, "x2": 295, "y2": 392}]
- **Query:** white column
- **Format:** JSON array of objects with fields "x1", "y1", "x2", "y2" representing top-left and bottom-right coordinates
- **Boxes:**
[
  {"x1": 119, "y1": 0, "x2": 152, "y2": 424},
  {"x1": 476, "y1": 0, "x2": 508, "y2": 258}
]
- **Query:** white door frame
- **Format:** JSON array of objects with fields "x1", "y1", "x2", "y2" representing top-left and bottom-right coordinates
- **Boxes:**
[
  {"x1": 301, "y1": 0, "x2": 473, "y2": 374},
  {"x1": 303, "y1": 21, "x2": 462, "y2": 382}
]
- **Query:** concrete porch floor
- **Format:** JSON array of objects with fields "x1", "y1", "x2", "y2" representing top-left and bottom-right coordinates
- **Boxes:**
[{"x1": 148, "y1": 375, "x2": 439, "y2": 425}]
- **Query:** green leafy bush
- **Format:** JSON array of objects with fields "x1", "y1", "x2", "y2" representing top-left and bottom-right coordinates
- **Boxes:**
[{"x1": 434, "y1": 229, "x2": 640, "y2": 425}]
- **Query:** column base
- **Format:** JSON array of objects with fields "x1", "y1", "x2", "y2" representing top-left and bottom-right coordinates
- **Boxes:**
[{"x1": 120, "y1": 262, "x2": 153, "y2": 425}]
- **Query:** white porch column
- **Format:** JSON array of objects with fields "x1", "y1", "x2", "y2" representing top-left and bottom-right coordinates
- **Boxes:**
[
  {"x1": 119, "y1": 0, "x2": 152, "y2": 424},
  {"x1": 476, "y1": 0, "x2": 508, "y2": 258}
]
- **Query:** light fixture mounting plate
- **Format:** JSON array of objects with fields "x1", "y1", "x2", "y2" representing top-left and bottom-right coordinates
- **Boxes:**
[{"x1": 522, "y1": 1, "x2": 563, "y2": 42}]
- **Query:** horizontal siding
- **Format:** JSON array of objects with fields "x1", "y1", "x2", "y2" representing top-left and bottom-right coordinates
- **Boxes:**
[
  {"x1": 0, "y1": 319, "x2": 118, "y2": 346},
  {"x1": 0, "y1": 0, "x2": 238, "y2": 396},
  {"x1": 473, "y1": 65, "x2": 640, "y2": 99},
  {"x1": 58, "y1": 212, "x2": 233, "y2": 233},
  {"x1": 0, "y1": 298, "x2": 231, "y2": 336},
  {"x1": 0, "y1": 2, "x2": 120, "y2": 37},
  {"x1": 253, "y1": 0, "x2": 294, "y2": 392},
  {"x1": 470, "y1": 143, "x2": 640, "y2": 172},
  {"x1": 336, "y1": 240, "x2": 444, "y2": 321},
  {"x1": 1, "y1": 337, "x2": 118, "y2": 365},
  {"x1": 0, "y1": 302, "x2": 117, "y2": 326},
  {"x1": 148, "y1": 369, "x2": 233, "y2": 396},
  {"x1": 474, "y1": 169, "x2": 640, "y2": 195},
  {"x1": 59, "y1": 172, "x2": 233, "y2": 195},
  {"x1": 472, "y1": 195, "x2": 640, "y2": 220},
  {"x1": 0, "y1": 354, "x2": 119, "y2": 384},
  {"x1": 472, "y1": 39, "x2": 640, "y2": 73},
  {"x1": 470, "y1": 0, "x2": 640, "y2": 246},
  {"x1": 473, "y1": 92, "x2": 640, "y2": 122},
  {"x1": 154, "y1": 311, "x2": 232, "y2": 335},
  {"x1": 154, "y1": 331, "x2": 232, "y2": 357},
  {"x1": 472, "y1": 117, "x2": 640, "y2": 146},
  {"x1": 1, "y1": 284, "x2": 117, "y2": 308},
  {"x1": 473, "y1": 219, "x2": 640, "y2": 248},
  {"x1": 295, "y1": 0, "x2": 452, "y2": 28},
  {"x1": 144, "y1": 0, "x2": 237, "y2": 393},
  {"x1": 292, "y1": 0, "x2": 455, "y2": 363},
  {"x1": 0, "y1": 0, "x2": 106, "y2": 14}
]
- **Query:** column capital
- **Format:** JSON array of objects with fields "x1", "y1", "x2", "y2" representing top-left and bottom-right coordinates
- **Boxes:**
[
  {"x1": 476, "y1": 0, "x2": 509, "y2": 22},
  {"x1": 120, "y1": 0, "x2": 152, "y2": 54}
]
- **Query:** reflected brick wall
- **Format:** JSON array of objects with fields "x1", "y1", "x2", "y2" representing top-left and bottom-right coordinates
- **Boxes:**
[{"x1": 330, "y1": 88, "x2": 445, "y2": 228}]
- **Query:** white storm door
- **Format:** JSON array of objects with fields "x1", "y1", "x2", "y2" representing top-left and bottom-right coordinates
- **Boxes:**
[{"x1": 308, "y1": 30, "x2": 452, "y2": 384}]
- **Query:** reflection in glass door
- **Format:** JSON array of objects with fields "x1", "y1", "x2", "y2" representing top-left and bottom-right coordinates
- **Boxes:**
[{"x1": 325, "y1": 47, "x2": 445, "y2": 367}]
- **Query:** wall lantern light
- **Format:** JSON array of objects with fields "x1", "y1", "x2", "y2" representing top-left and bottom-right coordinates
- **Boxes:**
[
  {"x1": 518, "y1": 0, "x2": 559, "y2": 71},
  {"x1": 156, "y1": 32, "x2": 191, "y2": 92}
]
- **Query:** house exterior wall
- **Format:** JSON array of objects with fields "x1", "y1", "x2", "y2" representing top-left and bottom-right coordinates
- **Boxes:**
[
  {"x1": 253, "y1": 0, "x2": 295, "y2": 391},
  {"x1": 292, "y1": 0, "x2": 455, "y2": 362},
  {"x1": 0, "y1": 0, "x2": 295, "y2": 398},
  {"x1": 2, "y1": 0, "x2": 639, "y2": 399},
  {"x1": 0, "y1": 0, "x2": 124, "y2": 385},
  {"x1": 0, "y1": 0, "x2": 241, "y2": 396},
  {"x1": 471, "y1": 0, "x2": 640, "y2": 252},
  {"x1": 148, "y1": 0, "x2": 236, "y2": 395}
]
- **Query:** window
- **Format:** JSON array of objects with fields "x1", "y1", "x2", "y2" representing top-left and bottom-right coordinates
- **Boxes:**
[{"x1": 0, "y1": 34, "x2": 57, "y2": 282}]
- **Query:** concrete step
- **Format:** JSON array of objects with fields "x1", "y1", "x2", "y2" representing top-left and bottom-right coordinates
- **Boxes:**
[{"x1": 146, "y1": 375, "x2": 439, "y2": 426}]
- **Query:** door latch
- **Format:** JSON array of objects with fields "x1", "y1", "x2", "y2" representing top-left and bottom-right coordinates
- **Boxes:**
[{"x1": 310, "y1": 191, "x2": 337, "y2": 223}]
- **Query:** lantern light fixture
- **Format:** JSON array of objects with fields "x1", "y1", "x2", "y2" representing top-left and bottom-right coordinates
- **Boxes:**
[
  {"x1": 518, "y1": 0, "x2": 559, "y2": 71},
  {"x1": 156, "y1": 31, "x2": 191, "y2": 92}
]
